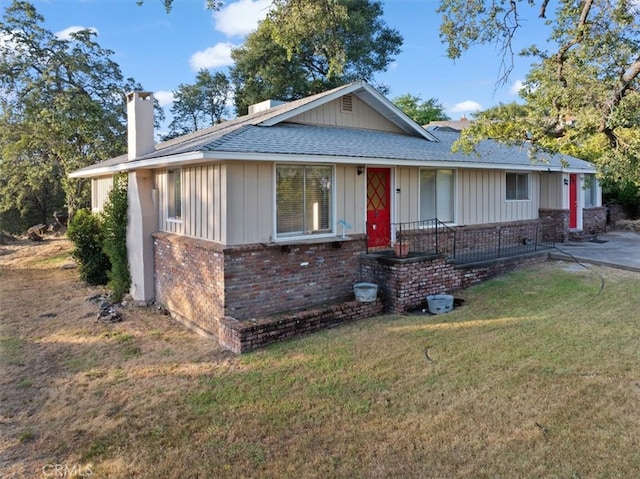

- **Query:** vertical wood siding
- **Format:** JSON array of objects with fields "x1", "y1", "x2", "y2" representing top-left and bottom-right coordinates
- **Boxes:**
[
  {"x1": 539, "y1": 172, "x2": 563, "y2": 209},
  {"x1": 156, "y1": 162, "x2": 367, "y2": 245},
  {"x1": 457, "y1": 169, "x2": 539, "y2": 225},
  {"x1": 396, "y1": 167, "x2": 540, "y2": 226},
  {"x1": 336, "y1": 165, "x2": 366, "y2": 235},
  {"x1": 155, "y1": 161, "x2": 545, "y2": 245},
  {"x1": 156, "y1": 164, "x2": 224, "y2": 242},
  {"x1": 288, "y1": 97, "x2": 404, "y2": 133},
  {"x1": 226, "y1": 162, "x2": 273, "y2": 244},
  {"x1": 91, "y1": 176, "x2": 113, "y2": 213}
]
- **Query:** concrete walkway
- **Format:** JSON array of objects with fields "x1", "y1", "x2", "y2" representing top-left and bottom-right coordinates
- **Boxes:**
[{"x1": 549, "y1": 230, "x2": 640, "y2": 273}]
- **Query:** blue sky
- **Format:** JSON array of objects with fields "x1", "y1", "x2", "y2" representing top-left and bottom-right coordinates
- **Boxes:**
[{"x1": 14, "y1": 0, "x2": 546, "y2": 131}]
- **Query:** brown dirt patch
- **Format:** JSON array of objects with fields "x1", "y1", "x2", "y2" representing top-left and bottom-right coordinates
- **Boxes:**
[{"x1": 0, "y1": 237, "x2": 236, "y2": 478}]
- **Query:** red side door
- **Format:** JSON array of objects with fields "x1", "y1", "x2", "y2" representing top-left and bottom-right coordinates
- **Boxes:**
[
  {"x1": 569, "y1": 174, "x2": 578, "y2": 229},
  {"x1": 366, "y1": 168, "x2": 391, "y2": 248}
]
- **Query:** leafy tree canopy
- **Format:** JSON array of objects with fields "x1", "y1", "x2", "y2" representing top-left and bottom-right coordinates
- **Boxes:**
[
  {"x1": 230, "y1": 0, "x2": 402, "y2": 115},
  {"x1": 164, "y1": 70, "x2": 231, "y2": 140},
  {"x1": 0, "y1": 1, "x2": 149, "y2": 230},
  {"x1": 392, "y1": 94, "x2": 450, "y2": 125},
  {"x1": 438, "y1": 0, "x2": 640, "y2": 186}
]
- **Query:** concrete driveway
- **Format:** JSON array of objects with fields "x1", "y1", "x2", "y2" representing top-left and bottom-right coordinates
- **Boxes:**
[{"x1": 549, "y1": 230, "x2": 640, "y2": 273}]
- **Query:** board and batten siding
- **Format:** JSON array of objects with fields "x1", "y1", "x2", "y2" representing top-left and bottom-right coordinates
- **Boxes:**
[
  {"x1": 288, "y1": 96, "x2": 404, "y2": 133},
  {"x1": 395, "y1": 167, "x2": 539, "y2": 226},
  {"x1": 156, "y1": 162, "x2": 367, "y2": 245},
  {"x1": 91, "y1": 176, "x2": 114, "y2": 213},
  {"x1": 457, "y1": 169, "x2": 539, "y2": 225},
  {"x1": 225, "y1": 162, "x2": 366, "y2": 244},
  {"x1": 539, "y1": 172, "x2": 564, "y2": 209},
  {"x1": 156, "y1": 164, "x2": 224, "y2": 242}
]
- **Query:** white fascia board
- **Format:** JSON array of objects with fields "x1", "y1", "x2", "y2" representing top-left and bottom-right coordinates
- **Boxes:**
[
  {"x1": 68, "y1": 151, "x2": 209, "y2": 178},
  {"x1": 203, "y1": 151, "x2": 594, "y2": 173},
  {"x1": 69, "y1": 149, "x2": 596, "y2": 178}
]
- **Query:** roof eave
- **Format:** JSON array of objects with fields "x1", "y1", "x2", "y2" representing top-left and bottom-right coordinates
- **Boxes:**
[{"x1": 69, "y1": 150, "x2": 596, "y2": 178}]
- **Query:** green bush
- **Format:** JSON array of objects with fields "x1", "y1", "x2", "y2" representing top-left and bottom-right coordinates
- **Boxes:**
[
  {"x1": 102, "y1": 174, "x2": 130, "y2": 302},
  {"x1": 67, "y1": 209, "x2": 110, "y2": 285}
]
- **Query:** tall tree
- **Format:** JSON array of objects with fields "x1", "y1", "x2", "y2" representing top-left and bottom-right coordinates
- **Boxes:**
[
  {"x1": 165, "y1": 70, "x2": 231, "y2": 139},
  {"x1": 0, "y1": 1, "x2": 144, "y2": 229},
  {"x1": 437, "y1": 0, "x2": 640, "y2": 186},
  {"x1": 393, "y1": 94, "x2": 450, "y2": 125},
  {"x1": 230, "y1": 0, "x2": 402, "y2": 115}
]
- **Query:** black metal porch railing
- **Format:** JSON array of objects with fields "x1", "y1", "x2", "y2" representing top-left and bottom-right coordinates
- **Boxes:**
[
  {"x1": 366, "y1": 218, "x2": 454, "y2": 255},
  {"x1": 366, "y1": 220, "x2": 555, "y2": 263},
  {"x1": 449, "y1": 223, "x2": 555, "y2": 264}
]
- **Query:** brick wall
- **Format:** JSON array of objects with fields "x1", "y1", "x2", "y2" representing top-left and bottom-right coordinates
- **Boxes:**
[
  {"x1": 360, "y1": 251, "x2": 548, "y2": 314},
  {"x1": 154, "y1": 232, "x2": 225, "y2": 337},
  {"x1": 154, "y1": 229, "x2": 549, "y2": 353},
  {"x1": 219, "y1": 299, "x2": 384, "y2": 354},
  {"x1": 223, "y1": 236, "x2": 367, "y2": 319},
  {"x1": 539, "y1": 208, "x2": 569, "y2": 242},
  {"x1": 583, "y1": 207, "x2": 607, "y2": 235}
]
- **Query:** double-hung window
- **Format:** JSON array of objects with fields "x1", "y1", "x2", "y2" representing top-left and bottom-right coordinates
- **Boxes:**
[
  {"x1": 420, "y1": 169, "x2": 455, "y2": 223},
  {"x1": 276, "y1": 165, "x2": 333, "y2": 238},
  {"x1": 506, "y1": 172, "x2": 529, "y2": 201},
  {"x1": 167, "y1": 168, "x2": 182, "y2": 220},
  {"x1": 583, "y1": 174, "x2": 598, "y2": 207}
]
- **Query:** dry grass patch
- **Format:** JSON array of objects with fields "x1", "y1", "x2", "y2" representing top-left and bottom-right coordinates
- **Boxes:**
[{"x1": 1, "y1": 238, "x2": 640, "y2": 478}]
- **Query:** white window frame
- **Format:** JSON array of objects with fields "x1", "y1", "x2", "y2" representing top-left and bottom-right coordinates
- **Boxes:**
[
  {"x1": 274, "y1": 164, "x2": 335, "y2": 240},
  {"x1": 506, "y1": 172, "x2": 530, "y2": 201},
  {"x1": 166, "y1": 168, "x2": 182, "y2": 222},
  {"x1": 419, "y1": 168, "x2": 456, "y2": 224},
  {"x1": 583, "y1": 174, "x2": 599, "y2": 208}
]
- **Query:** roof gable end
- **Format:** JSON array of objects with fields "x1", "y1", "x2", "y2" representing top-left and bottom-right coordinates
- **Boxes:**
[{"x1": 257, "y1": 81, "x2": 439, "y2": 142}]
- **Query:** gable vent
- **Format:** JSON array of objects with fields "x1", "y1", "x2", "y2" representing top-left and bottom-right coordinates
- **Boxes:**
[{"x1": 341, "y1": 94, "x2": 353, "y2": 113}]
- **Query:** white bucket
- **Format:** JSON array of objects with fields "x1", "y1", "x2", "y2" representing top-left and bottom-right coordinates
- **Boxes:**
[
  {"x1": 354, "y1": 283, "x2": 378, "y2": 302},
  {"x1": 426, "y1": 294, "x2": 454, "y2": 314}
]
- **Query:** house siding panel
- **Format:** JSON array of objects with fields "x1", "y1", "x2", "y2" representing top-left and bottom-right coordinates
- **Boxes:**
[
  {"x1": 457, "y1": 169, "x2": 538, "y2": 225},
  {"x1": 336, "y1": 165, "x2": 366, "y2": 235},
  {"x1": 156, "y1": 164, "x2": 223, "y2": 241},
  {"x1": 91, "y1": 176, "x2": 113, "y2": 213},
  {"x1": 226, "y1": 162, "x2": 273, "y2": 244},
  {"x1": 288, "y1": 97, "x2": 404, "y2": 133}
]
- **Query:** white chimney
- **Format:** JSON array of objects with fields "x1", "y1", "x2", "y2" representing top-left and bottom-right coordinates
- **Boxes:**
[
  {"x1": 127, "y1": 92, "x2": 155, "y2": 161},
  {"x1": 248, "y1": 99, "x2": 286, "y2": 114}
]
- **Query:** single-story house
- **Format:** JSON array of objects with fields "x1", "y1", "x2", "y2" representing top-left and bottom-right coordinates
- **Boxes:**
[{"x1": 70, "y1": 80, "x2": 605, "y2": 353}]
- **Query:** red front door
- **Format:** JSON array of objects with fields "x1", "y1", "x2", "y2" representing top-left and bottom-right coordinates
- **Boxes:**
[
  {"x1": 366, "y1": 168, "x2": 391, "y2": 247},
  {"x1": 569, "y1": 174, "x2": 578, "y2": 229}
]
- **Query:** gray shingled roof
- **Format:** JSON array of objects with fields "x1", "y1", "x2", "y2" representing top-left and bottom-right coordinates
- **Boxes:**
[
  {"x1": 71, "y1": 81, "x2": 595, "y2": 176},
  {"x1": 141, "y1": 123, "x2": 593, "y2": 170}
]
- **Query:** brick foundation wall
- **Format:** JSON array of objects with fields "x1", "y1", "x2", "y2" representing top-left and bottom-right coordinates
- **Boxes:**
[
  {"x1": 154, "y1": 232, "x2": 225, "y2": 337},
  {"x1": 219, "y1": 299, "x2": 384, "y2": 354},
  {"x1": 153, "y1": 228, "x2": 549, "y2": 353},
  {"x1": 539, "y1": 209, "x2": 569, "y2": 242},
  {"x1": 583, "y1": 207, "x2": 607, "y2": 235},
  {"x1": 153, "y1": 232, "x2": 379, "y2": 353},
  {"x1": 360, "y1": 251, "x2": 549, "y2": 314},
  {"x1": 223, "y1": 236, "x2": 367, "y2": 319}
]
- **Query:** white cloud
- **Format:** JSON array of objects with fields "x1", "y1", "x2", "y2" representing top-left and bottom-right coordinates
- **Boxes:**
[
  {"x1": 189, "y1": 42, "x2": 237, "y2": 70},
  {"x1": 0, "y1": 31, "x2": 19, "y2": 51},
  {"x1": 55, "y1": 26, "x2": 98, "y2": 41},
  {"x1": 510, "y1": 80, "x2": 524, "y2": 95},
  {"x1": 154, "y1": 90, "x2": 175, "y2": 107},
  {"x1": 214, "y1": 0, "x2": 271, "y2": 37},
  {"x1": 450, "y1": 100, "x2": 482, "y2": 113}
]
